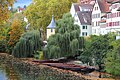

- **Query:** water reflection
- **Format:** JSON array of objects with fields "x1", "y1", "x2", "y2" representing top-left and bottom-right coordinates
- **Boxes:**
[
  {"x1": 0, "y1": 60, "x2": 58, "y2": 80},
  {"x1": 0, "y1": 62, "x2": 20, "y2": 80},
  {"x1": 0, "y1": 65, "x2": 8, "y2": 80}
]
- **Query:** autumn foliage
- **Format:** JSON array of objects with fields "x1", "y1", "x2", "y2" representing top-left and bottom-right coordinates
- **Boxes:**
[
  {"x1": 0, "y1": 0, "x2": 14, "y2": 24},
  {"x1": 8, "y1": 19, "x2": 24, "y2": 46}
]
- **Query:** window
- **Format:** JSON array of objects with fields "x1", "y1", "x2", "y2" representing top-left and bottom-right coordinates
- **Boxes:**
[
  {"x1": 96, "y1": 22, "x2": 98, "y2": 26},
  {"x1": 98, "y1": 22, "x2": 100, "y2": 26},
  {"x1": 82, "y1": 32, "x2": 84, "y2": 36},
  {"x1": 95, "y1": 29, "x2": 96, "y2": 33},
  {"x1": 110, "y1": 22, "x2": 112, "y2": 26},
  {"x1": 107, "y1": 14, "x2": 108, "y2": 18},
  {"x1": 108, "y1": 21, "x2": 120, "y2": 27},
  {"x1": 117, "y1": 12, "x2": 119, "y2": 17},
  {"x1": 94, "y1": 7, "x2": 96, "y2": 10},
  {"x1": 85, "y1": 32, "x2": 87, "y2": 36},
  {"x1": 92, "y1": 22, "x2": 94, "y2": 26},
  {"x1": 92, "y1": 13, "x2": 100, "y2": 18},
  {"x1": 75, "y1": 19, "x2": 78, "y2": 22},
  {"x1": 51, "y1": 29, "x2": 53, "y2": 32},
  {"x1": 95, "y1": 22, "x2": 100, "y2": 26},
  {"x1": 82, "y1": 32, "x2": 87, "y2": 36},
  {"x1": 83, "y1": 26, "x2": 85, "y2": 29},
  {"x1": 96, "y1": 7, "x2": 98, "y2": 10},
  {"x1": 82, "y1": 26, "x2": 87, "y2": 29},
  {"x1": 98, "y1": 14, "x2": 100, "y2": 18}
]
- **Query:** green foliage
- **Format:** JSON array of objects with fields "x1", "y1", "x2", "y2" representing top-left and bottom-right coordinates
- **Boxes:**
[
  {"x1": 78, "y1": 34, "x2": 115, "y2": 68},
  {"x1": 0, "y1": 0, "x2": 15, "y2": 24},
  {"x1": 39, "y1": 51, "x2": 44, "y2": 60},
  {"x1": 105, "y1": 39, "x2": 120, "y2": 76},
  {"x1": 45, "y1": 13, "x2": 83, "y2": 59},
  {"x1": 8, "y1": 19, "x2": 24, "y2": 54},
  {"x1": 0, "y1": 40, "x2": 6, "y2": 52},
  {"x1": 0, "y1": 26, "x2": 10, "y2": 52},
  {"x1": 24, "y1": 0, "x2": 77, "y2": 34},
  {"x1": 12, "y1": 30, "x2": 42, "y2": 58},
  {"x1": 70, "y1": 39, "x2": 79, "y2": 54}
]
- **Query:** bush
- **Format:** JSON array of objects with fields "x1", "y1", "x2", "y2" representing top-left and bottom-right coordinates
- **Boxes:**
[
  {"x1": 12, "y1": 30, "x2": 42, "y2": 58},
  {"x1": 0, "y1": 40, "x2": 6, "y2": 52}
]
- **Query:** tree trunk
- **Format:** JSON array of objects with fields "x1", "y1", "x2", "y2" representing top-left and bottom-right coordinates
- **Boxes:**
[{"x1": 98, "y1": 65, "x2": 102, "y2": 78}]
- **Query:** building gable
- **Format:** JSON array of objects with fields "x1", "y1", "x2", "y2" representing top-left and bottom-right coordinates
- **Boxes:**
[
  {"x1": 92, "y1": 1, "x2": 101, "y2": 13},
  {"x1": 70, "y1": 3, "x2": 80, "y2": 17}
]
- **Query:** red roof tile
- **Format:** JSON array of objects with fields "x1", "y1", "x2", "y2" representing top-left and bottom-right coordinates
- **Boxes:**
[{"x1": 97, "y1": 0, "x2": 110, "y2": 13}]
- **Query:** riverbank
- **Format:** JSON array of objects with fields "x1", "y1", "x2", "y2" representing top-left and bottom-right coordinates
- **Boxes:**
[{"x1": 0, "y1": 53, "x2": 114, "y2": 80}]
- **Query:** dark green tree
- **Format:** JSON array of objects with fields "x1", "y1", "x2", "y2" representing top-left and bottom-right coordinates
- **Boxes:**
[
  {"x1": 78, "y1": 34, "x2": 115, "y2": 77},
  {"x1": 45, "y1": 13, "x2": 84, "y2": 59},
  {"x1": 12, "y1": 30, "x2": 42, "y2": 58},
  {"x1": 105, "y1": 39, "x2": 120, "y2": 77}
]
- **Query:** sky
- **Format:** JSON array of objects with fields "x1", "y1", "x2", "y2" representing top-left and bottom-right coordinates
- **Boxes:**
[{"x1": 14, "y1": 0, "x2": 32, "y2": 8}]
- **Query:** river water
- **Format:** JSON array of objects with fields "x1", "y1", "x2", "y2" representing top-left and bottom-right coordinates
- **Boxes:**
[
  {"x1": 0, "y1": 64, "x2": 8, "y2": 80},
  {"x1": 0, "y1": 61, "x2": 20, "y2": 80},
  {"x1": 0, "y1": 61, "x2": 57, "y2": 80}
]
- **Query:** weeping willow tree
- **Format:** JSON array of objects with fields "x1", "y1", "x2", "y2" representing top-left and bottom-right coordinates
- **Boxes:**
[
  {"x1": 12, "y1": 30, "x2": 42, "y2": 58},
  {"x1": 45, "y1": 13, "x2": 84, "y2": 59}
]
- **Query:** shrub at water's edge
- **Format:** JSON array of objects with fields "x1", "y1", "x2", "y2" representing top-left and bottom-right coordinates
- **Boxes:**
[
  {"x1": 105, "y1": 39, "x2": 120, "y2": 77},
  {"x1": 12, "y1": 30, "x2": 42, "y2": 58}
]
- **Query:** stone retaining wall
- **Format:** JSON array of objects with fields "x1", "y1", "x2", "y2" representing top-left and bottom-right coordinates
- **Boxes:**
[{"x1": 0, "y1": 53, "x2": 114, "y2": 80}]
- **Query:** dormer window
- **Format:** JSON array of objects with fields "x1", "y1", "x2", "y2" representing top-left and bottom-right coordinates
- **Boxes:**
[
  {"x1": 112, "y1": 4, "x2": 119, "y2": 9},
  {"x1": 94, "y1": 6, "x2": 99, "y2": 11}
]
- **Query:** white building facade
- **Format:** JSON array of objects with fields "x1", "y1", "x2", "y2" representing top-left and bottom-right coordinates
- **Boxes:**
[
  {"x1": 92, "y1": 0, "x2": 109, "y2": 35},
  {"x1": 70, "y1": 0, "x2": 117, "y2": 36},
  {"x1": 70, "y1": 3, "x2": 93, "y2": 36},
  {"x1": 70, "y1": 3, "x2": 80, "y2": 17},
  {"x1": 74, "y1": 11, "x2": 92, "y2": 36},
  {"x1": 106, "y1": 1, "x2": 120, "y2": 33},
  {"x1": 92, "y1": 1, "x2": 101, "y2": 35}
]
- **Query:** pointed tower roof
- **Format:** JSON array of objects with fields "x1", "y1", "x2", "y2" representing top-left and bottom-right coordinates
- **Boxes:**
[{"x1": 47, "y1": 15, "x2": 56, "y2": 29}]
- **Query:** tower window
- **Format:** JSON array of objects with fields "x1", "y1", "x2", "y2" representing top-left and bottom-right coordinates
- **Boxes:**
[{"x1": 51, "y1": 29, "x2": 53, "y2": 32}]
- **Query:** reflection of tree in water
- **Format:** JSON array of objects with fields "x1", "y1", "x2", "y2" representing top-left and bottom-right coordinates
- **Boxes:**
[
  {"x1": 5, "y1": 64, "x2": 20, "y2": 80},
  {"x1": 0, "y1": 60, "x2": 64, "y2": 80},
  {"x1": 13, "y1": 63, "x2": 60, "y2": 80},
  {"x1": 1, "y1": 61, "x2": 56, "y2": 80},
  {"x1": 0, "y1": 61, "x2": 20, "y2": 80},
  {"x1": 6, "y1": 64, "x2": 20, "y2": 80}
]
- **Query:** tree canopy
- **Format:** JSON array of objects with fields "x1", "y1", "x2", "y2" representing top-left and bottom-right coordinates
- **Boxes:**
[
  {"x1": 12, "y1": 30, "x2": 42, "y2": 58},
  {"x1": 105, "y1": 39, "x2": 120, "y2": 76},
  {"x1": 0, "y1": 0, "x2": 15, "y2": 24},
  {"x1": 44, "y1": 13, "x2": 83, "y2": 59},
  {"x1": 24, "y1": 0, "x2": 77, "y2": 31},
  {"x1": 77, "y1": 34, "x2": 116, "y2": 77}
]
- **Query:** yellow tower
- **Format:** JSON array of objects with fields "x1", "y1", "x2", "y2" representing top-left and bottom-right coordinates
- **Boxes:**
[{"x1": 47, "y1": 15, "x2": 56, "y2": 39}]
